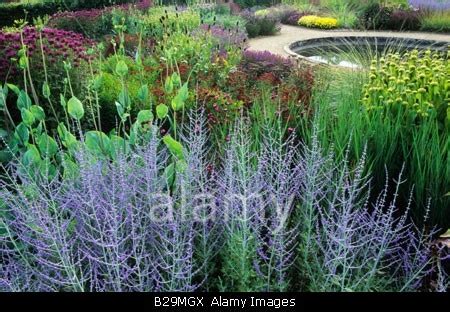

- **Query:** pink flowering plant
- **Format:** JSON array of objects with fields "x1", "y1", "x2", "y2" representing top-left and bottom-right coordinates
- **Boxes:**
[{"x1": 0, "y1": 25, "x2": 96, "y2": 124}]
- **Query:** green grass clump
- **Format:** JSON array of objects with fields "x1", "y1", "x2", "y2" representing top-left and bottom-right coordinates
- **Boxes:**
[
  {"x1": 421, "y1": 11, "x2": 450, "y2": 32},
  {"x1": 299, "y1": 58, "x2": 450, "y2": 228}
]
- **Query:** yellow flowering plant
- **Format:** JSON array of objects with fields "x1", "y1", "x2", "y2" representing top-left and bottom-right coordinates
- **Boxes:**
[
  {"x1": 298, "y1": 15, "x2": 339, "y2": 29},
  {"x1": 362, "y1": 49, "x2": 450, "y2": 126}
]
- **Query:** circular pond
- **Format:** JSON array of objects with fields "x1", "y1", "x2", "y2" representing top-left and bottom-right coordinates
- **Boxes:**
[{"x1": 288, "y1": 36, "x2": 449, "y2": 68}]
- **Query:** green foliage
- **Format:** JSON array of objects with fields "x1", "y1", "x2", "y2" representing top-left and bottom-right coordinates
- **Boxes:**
[
  {"x1": 234, "y1": 0, "x2": 273, "y2": 9},
  {"x1": 357, "y1": 2, "x2": 393, "y2": 29},
  {"x1": 157, "y1": 30, "x2": 242, "y2": 84},
  {"x1": 0, "y1": 0, "x2": 138, "y2": 28},
  {"x1": 421, "y1": 11, "x2": 450, "y2": 33},
  {"x1": 142, "y1": 7, "x2": 201, "y2": 39},
  {"x1": 95, "y1": 55, "x2": 158, "y2": 131},
  {"x1": 67, "y1": 96, "x2": 85, "y2": 120},
  {"x1": 299, "y1": 64, "x2": 450, "y2": 228},
  {"x1": 242, "y1": 11, "x2": 280, "y2": 38},
  {"x1": 200, "y1": 9, "x2": 246, "y2": 31}
]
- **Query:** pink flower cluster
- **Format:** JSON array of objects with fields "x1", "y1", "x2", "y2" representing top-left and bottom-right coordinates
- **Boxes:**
[{"x1": 0, "y1": 27, "x2": 96, "y2": 80}]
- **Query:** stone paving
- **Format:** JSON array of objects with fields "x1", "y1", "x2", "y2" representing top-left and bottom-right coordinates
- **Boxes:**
[{"x1": 248, "y1": 24, "x2": 450, "y2": 57}]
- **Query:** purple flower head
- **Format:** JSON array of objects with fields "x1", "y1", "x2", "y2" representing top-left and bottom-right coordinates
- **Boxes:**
[{"x1": 194, "y1": 24, "x2": 248, "y2": 50}]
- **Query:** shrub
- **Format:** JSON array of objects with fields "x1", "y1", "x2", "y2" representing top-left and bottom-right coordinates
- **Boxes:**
[
  {"x1": 385, "y1": 8, "x2": 422, "y2": 31},
  {"x1": 240, "y1": 9, "x2": 280, "y2": 38},
  {"x1": 0, "y1": 2, "x2": 60, "y2": 28},
  {"x1": 233, "y1": 0, "x2": 272, "y2": 9},
  {"x1": 358, "y1": 3, "x2": 392, "y2": 30},
  {"x1": 298, "y1": 15, "x2": 339, "y2": 29},
  {"x1": 276, "y1": 6, "x2": 312, "y2": 25},
  {"x1": 240, "y1": 50, "x2": 295, "y2": 80},
  {"x1": 227, "y1": 50, "x2": 314, "y2": 115}
]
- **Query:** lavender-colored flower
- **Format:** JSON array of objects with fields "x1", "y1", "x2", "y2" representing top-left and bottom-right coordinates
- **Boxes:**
[
  {"x1": 194, "y1": 24, "x2": 248, "y2": 50},
  {"x1": 409, "y1": 0, "x2": 450, "y2": 11},
  {"x1": 0, "y1": 114, "x2": 446, "y2": 292}
]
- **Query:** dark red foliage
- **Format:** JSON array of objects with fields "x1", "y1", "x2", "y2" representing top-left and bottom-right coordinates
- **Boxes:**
[{"x1": 386, "y1": 9, "x2": 422, "y2": 31}]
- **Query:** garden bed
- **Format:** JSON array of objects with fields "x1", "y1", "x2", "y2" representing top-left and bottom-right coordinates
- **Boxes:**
[{"x1": 0, "y1": 0, "x2": 449, "y2": 293}]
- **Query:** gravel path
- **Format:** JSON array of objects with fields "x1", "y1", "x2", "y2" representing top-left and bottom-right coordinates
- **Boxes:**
[{"x1": 248, "y1": 25, "x2": 450, "y2": 57}]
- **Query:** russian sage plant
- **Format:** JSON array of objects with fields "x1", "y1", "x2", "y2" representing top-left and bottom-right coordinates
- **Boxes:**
[
  {"x1": 296, "y1": 134, "x2": 438, "y2": 291},
  {"x1": 0, "y1": 112, "x2": 446, "y2": 292}
]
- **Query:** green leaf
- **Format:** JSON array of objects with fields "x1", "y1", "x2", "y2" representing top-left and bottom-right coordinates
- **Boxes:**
[
  {"x1": 171, "y1": 95, "x2": 183, "y2": 112},
  {"x1": 128, "y1": 123, "x2": 139, "y2": 146},
  {"x1": 137, "y1": 84, "x2": 149, "y2": 103},
  {"x1": 118, "y1": 89, "x2": 131, "y2": 110},
  {"x1": 156, "y1": 104, "x2": 169, "y2": 119},
  {"x1": 85, "y1": 131, "x2": 111, "y2": 156},
  {"x1": 0, "y1": 150, "x2": 12, "y2": 163},
  {"x1": 62, "y1": 154, "x2": 79, "y2": 180},
  {"x1": 171, "y1": 82, "x2": 189, "y2": 112},
  {"x1": 38, "y1": 133, "x2": 58, "y2": 157},
  {"x1": 57, "y1": 123, "x2": 78, "y2": 150},
  {"x1": 14, "y1": 123, "x2": 29, "y2": 144},
  {"x1": 17, "y1": 90, "x2": 32, "y2": 110},
  {"x1": 42, "y1": 82, "x2": 51, "y2": 99},
  {"x1": 21, "y1": 108, "x2": 35, "y2": 126},
  {"x1": 164, "y1": 76, "x2": 174, "y2": 94},
  {"x1": 22, "y1": 145, "x2": 41, "y2": 166},
  {"x1": 19, "y1": 56, "x2": 28, "y2": 70},
  {"x1": 60, "y1": 94, "x2": 66, "y2": 108},
  {"x1": 178, "y1": 82, "x2": 189, "y2": 102},
  {"x1": 115, "y1": 60, "x2": 129, "y2": 77},
  {"x1": 164, "y1": 162, "x2": 175, "y2": 187},
  {"x1": 30, "y1": 105, "x2": 45, "y2": 121},
  {"x1": 137, "y1": 110, "x2": 153, "y2": 124},
  {"x1": 115, "y1": 101, "x2": 125, "y2": 119},
  {"x1": 7, "y1": 83, "x2": 20, "y2": 96},
  {"x1": 0, "y1": 85, "x2": 7, "y2": 109},
  {"x1": 163, "y1": 134, "x2": 184, "y2": 160},
  {"x1": 171, "y1": 72, "x2": 181, "y2": 87},
  {"x1": 39, "y1": 158, "x2": 57, "y2": 179},
  {"x1": 67, "y1": 96, "x2": 84, "y2": 120}
]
